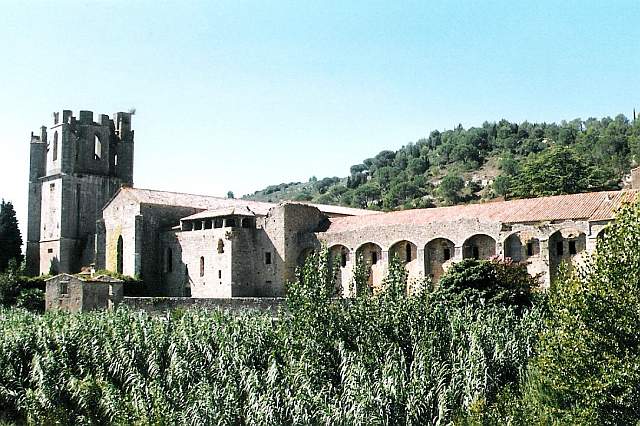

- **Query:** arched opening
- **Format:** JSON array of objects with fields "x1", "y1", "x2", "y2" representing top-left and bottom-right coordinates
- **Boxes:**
[
  {"x1": 425, "y1": 238, "x2": 455, "y2": 282},
  {"x1": 217, "y1": 239, "x2": 224, "y2": 254},
  {"x1": 462, "y1": 234, "x2": 496, "y2": 260},
  {"x1": 116, "y1": 235, "x2": 123, "y2": 274},
  {"x1": 504, "y1": 233, "x2": 523, "y2": 261},
  {"x1": 199, "y1": 256, "x2": 205, "y2": 277},
  {"x1": 329, "y1": 244, "x2": 350, "y2": 268},
  {"x1": 549, "y1": 229, "x2": 586, "y2": 280},
  {"x1": 389, "y1": 240, "x2": 417, "y2": 263},
  {"x1": 329, "y1": 244, "x2": 350, "y2": 296},
  {"x1": 52, "y1": 131, "x2": 58, "y2": 161},
  {"x1": 297, "y1": 247, "x2": 316, "y2": 267},
  {"x1": 355, "y1": 242, "x2": 384, "y2": 289},
  {"x1": 165, "y1": 248, "x2": 173, "y2": 273}
]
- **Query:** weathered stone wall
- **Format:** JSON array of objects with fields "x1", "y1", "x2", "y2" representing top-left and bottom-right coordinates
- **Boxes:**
[
  {"x1": 45, "y1": 274, "x2": 123, "y2": 312},
  {"x1": 27, "y1": 110, "x2": 135, "y2": 276},
  {"x1": 120, "y1": 297, "x2": 284, "y2": 316},
  {"x1": 320, "y1": 218, "x2": 597, "y2": 288}
]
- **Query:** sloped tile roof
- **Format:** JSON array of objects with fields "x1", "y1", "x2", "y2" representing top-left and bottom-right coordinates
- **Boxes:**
[{"x1": 325, "y1": 190, "x2": 639, "y2": 234}]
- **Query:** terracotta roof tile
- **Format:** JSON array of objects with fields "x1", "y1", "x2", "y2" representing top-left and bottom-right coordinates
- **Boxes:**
[{"x1": 325, "y1": 190, "x2": 639, "y2": 234}]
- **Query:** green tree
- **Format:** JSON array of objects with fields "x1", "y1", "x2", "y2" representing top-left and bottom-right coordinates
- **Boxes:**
[
  {"x1": 492, "y1": 175, "x2": 511, "y2": 199},
  {"x1": 511, "y1": 146, "x2": 593, "y2": 198},
  {"x1": 525, "y1": 199, "x2": 640, "y2": 424},
  {"x1": 0, "y1": 200, "x2": 22, "y2": 272},
  {"x1": 226, "y1": 191, "x2": 234, "y2": 199},
  {"x1": 437, "y1": 173, "x2": 465, "y2": 205}
]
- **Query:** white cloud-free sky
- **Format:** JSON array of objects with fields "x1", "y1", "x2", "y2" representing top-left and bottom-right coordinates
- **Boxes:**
[{"x1": 1, "y1": 0, "x2": 639, "y2": 243}]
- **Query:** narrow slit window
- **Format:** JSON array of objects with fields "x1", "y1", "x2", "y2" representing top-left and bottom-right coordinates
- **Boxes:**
[
  {"x1": 199, "y1": 256, "x2": 205, "y2": 277},
  {"x1": 265, "y1": 252, "x2": 272, "y2": 265},
  {"x1": 165, "y1": 248, "x2": 173, "y2": 273},
  {"x1": 52, "y1": 131, "x2": 58, "y2": 161},
  {"x1": 217, "y1": 239, "x2": 224, "y2": 254},
  {"x1": 94, "y1": 135, "x2": 101, "y2": 160},
  {"x1": 218, "y1": 270, "x2": 222, "y2": 279}
]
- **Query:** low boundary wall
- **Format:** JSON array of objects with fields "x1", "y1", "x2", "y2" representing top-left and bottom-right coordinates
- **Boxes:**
[{"x1": 120, "y1": 297, "x2": 285, "y2": 315}]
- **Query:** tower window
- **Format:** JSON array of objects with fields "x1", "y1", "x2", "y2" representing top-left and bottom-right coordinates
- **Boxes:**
[
  {"x1": 165, "y1": 248, "x2": 173, "y2": 273},
  {"x1": 218, "y1": 270, "x2": 222, "y2": 279},
  {"x1": 265, "y1": 252, "x2": 272, "y2": 265},
  {"x1": 94, "y1": 135, "x2": 101, "y2": 160},
  {"x1": 569, "y1": 240, "x2": 577, "y2": 255},
  {"x1": 199, "y1": 256, "x2": 205, "y2": 277},
  {"x1": 52, "y1": 131, "x2": 58, "y2": 161}
]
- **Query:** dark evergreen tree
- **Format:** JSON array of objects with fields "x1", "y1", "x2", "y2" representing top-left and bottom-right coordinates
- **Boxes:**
[{"x1": 0, "y1": 200, "x2": 22, "y2": 272}]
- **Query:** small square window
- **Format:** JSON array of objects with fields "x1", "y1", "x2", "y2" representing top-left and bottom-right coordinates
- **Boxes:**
[
  {"x1": 59, "y1": 280, "x2": 68, "y2": 295},
  {"x1": 47, "y1": 248, "x2": 53, "y2": 254}
]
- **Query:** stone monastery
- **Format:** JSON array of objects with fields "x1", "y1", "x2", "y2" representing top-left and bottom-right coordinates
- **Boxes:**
[{"x1": 27, "y1": 110, "x2": 640, "y2": 298}]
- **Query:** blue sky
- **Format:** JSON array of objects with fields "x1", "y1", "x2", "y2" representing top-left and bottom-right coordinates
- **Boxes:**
[{"x1": 1, "y1": 0, "x2": 639, "y2": 240}]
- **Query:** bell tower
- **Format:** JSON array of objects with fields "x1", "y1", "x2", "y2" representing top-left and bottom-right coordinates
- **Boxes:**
[{"x1": 26, "y1": 110, "x2": 135, "y2": 275}]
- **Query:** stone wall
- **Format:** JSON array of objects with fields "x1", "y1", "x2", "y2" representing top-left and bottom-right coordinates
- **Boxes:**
[
  {"x1": 320, "y1": 218, "x2": 597, "y2": 288},
  {"x1": 120, "y1": 297, "x2": 284, "y2": 316}
]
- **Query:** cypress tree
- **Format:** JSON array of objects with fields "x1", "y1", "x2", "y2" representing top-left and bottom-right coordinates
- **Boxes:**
[{"x1": 0, "y1": 200, "x2": 22, "y2": 272}]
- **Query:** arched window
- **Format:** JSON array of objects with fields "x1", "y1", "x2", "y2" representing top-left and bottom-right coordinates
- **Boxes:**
[
  {"x1": 52, "y1": 131, "x2": 58, "y2": 161},
  {"x1": 165, "y1": 248, "x2": 173, "y2": 273},
  {"x1": 217, "y1": 239, "x2": 224, "y2": 254},
  {"x1": 116, "y1": 236, "x2": 123, "y2": 274},
  {"x1": 94, "y1": 135, "x2": 101, "y2": 160},
  {"x1": 199, "y1": 256, "x2": 205, "y2": 277}
]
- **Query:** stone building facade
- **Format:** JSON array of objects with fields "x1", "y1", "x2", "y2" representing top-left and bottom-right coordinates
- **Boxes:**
[
  {"x1": 27, "y1": 109, "x2": 640, "y2": 298},
  {"x1": 45, "y1": 273, "x2": 123, "y2": 312},
  {"x1": 27, "y1": 110, "x2": 134, "y2": 276}
]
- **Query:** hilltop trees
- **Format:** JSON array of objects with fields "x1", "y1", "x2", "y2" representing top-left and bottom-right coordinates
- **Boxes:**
[
  {"x1": 246, "y1": 114, "x2": 639, "y2": 211},
  {"x1": 0, "y1": 200, "x2": 22, "y2": 272}
]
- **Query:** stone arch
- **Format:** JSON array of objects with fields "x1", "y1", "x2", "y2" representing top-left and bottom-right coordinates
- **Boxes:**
[
  {"x1": 425, "y1": 237, "x2": 455, "y2": 282},
  {"x1": 329, "y1": 244, "x2": 350, "y2": 296},
  {"x1": 549, "y1": 228, "x2": 587, "y2": 279},
  {"x1": 504, "y1": 232, "x2": 540, "y2": 262},
  {"x1": 462, "y1": 234, "x2": 496, "y2": 260},
  {"x1": 389, "y1": 240, "x2": 417, "y2": 263},
  {"x1": 355, "y1": 242, "x2": 384, "y2": 289},
  {"x1": 297, "y1": 247, "x2": 316, "y2": 267},
  {"x1": 116, "y1": 235, "x2": 123, "y2": 275}
]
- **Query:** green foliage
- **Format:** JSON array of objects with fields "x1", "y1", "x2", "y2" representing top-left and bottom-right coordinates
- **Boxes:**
[
  {"x1": 0, "y1": 260, "x2": 45, "y2": 312},
  {"x1": 437, "y1": 172, "x2": 465, "y2": 205},
  {"x1": 524, "y1": 199, "x2": 640, "y2": 424},
  {"x1": 0, "y1": 249, "x2": 544, "y2": 424},
  {"x1": 510, "y1": 146, "x2": 596, "y2": 198},
  {"x1": 245, "y1": 114, "x2": 638, "y2": 211},
  {"x1": 0, "y1": 200, "x2": 22, "y2": 272},
  {"x1": 434, "y1": 258, "x2": 540, "y2": 312}
]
